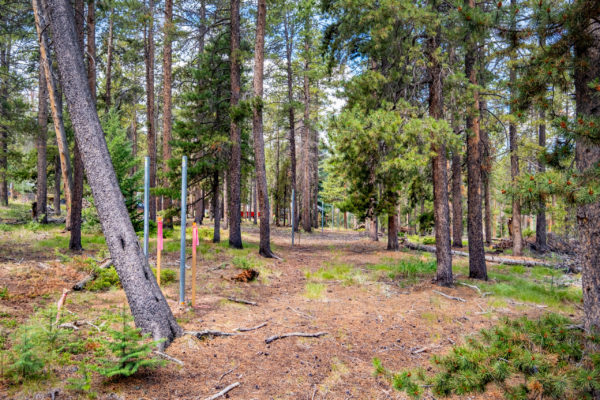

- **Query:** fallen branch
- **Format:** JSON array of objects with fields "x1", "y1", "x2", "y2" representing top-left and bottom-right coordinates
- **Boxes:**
[
  {"x1": 185, "y1": 330, "x2": 236, "y2": 339},
  {"x1": 217, "y1": 367, "x2": 237, "y2": 383},
  {"x1": 202, "y1": 382, "x2": 240, "y2": 400},
  {"x1": 72, "y1": 259, "x2": 113, "y2": 290},
  {"x1": 227, "y1": 297, "x2": 257, "y2": 306},
  {"x1": 57, "y1": 322, "x2": 79, "y2": 330},
  {"x1": 55, "y1": 288, "x2": 70, "y2": 324},
  {"x1": 458, "y1": 282, "x2": 481, "y2": 294},
  {"x1": 235, "y1": 322, "x2": 267, "y2": 332},
  {"x1": 433, "y1": 290, "x2": 466, "y2": 302},
  {"x1": 153, "y1": 350, "x2": 184, "y2": 366},
  {"x1": 265, "y1": 331, "x2": 328, "y2": 344},
  {"x1": 412, "y1": 345, "x2": 439, "y2": 354},
  {"x1": 404, "y1": 241, "x2": 557, "y2": 268},
  {"x1": 287, "y1": 306, "x2": 313, "y2": 319}
]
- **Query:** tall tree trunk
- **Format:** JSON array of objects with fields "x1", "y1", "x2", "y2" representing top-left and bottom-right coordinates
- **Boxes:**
[
  {"x1": 251, "y1": 0, "x2": 274, "y2": 257},
  {"x1": 509, "y1": 0, "x2": 522, "y2": 256},
  {"x1": 45, "y1": 0, "x2": 181, "y2": 347},
  {"x1": 464, "y1": 0, "x2": 487, "y2": 280},
  {"x1": 144, "y1": 0, "x2": 156, "y2": 222},
  {"x1": 54, "y1": 154, "x2": 61, "y2": 214},
  {"x1": 274, "y1": 129, "x2": 280, "y2": 226},
  {"x1": 195, "y1": 187, "x2": 204, "y2": 224},
  {"x1": 301, "y1": 28, "x2": 312, "y2": 232},
  {"x1": 387, "y1": 213, "x2": 398, "y2": 250},
  {"x1": 162, "y1": 0, "x2": 173, "y2": 228},
  {"x1": 37, "y1": 60, "x2": 49, "y2": 223},
  {"x1": 212, "y1": 171, "x2": 220, "y2": 243},
  {"x1": 70, "y1": 0, "x2": 85, "y2": 251},
  {"x1": 480, "y1": 99, "x2": 492, "y2": 246},
  {"x1": 253, "y1": 177, "x2": 257, "y2": 225},
  {"x1": 427, "y1": 28, "x2": 452, "y2": 286},
  {"x1": 228, "y1": 0, "x2": 242, "y2": 248},
  {"x1": 451, "y1": 150, "x2": 463, "y2": 247},
  {"x1": 574, "y1": 13, "x2": 600, "y2": 337},
  {"x1": 0, "y1": 44, "x2": 8, "y2": 206},
  {"x1": 104, "y1": 6, "x2": 113, "y2": 112},
  {"x1": 283, "y1": 11, "x2": 298, "y2": 232},
  {"x1": 536, "y1": 110, "x2": 548, "y2": 251},
  {"x1": 369, "y1": 217, "x2": 378, "y2": 241},
  {"x1": 33, "y1": 0, "x2": 74, "y2": 226}
]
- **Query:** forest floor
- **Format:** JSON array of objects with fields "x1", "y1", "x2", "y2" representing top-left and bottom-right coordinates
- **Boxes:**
[{"x1": 0, "y1": 203, "x2": 583, "y2": 399}]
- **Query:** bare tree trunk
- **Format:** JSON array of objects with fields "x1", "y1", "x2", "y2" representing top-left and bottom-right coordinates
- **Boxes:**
[
  {"x1": 301, "y1": 26, "x2": 312, "y2": 232},
  {"x1": 427, "y1": 26, "x2": 452, "y2": 286},
  {"x1": 54, "y1": 154, "x2": 61, "y2": 214},
  {"x1": 451, "y1": 150, "x2": 463, "y2": 247},
  {"x1": 223, "y1": 173, "x2": 228, "y2": 230},
  {"x1": 212, "y1": 171, "x2": 220, "y2": 243},
  {"x1": 33, "y1": 0, "x2": 74, "y2": 226},
  {"x1": 195, "y1": 187, "x2": 204, "y2": 224},
  {"x1": 0, "y1": 43, "x2": 9, "y2": 206},
  {"x1": 227, "y1": 0, "x2": 242, "y2": 248},
  {"x1": 253, "y1": 177, "x2": 257, "y2": 225},
  {"x1": 387, "y1": 213, "x2": 398, "y2": 250},
  {"x1": 45, "y1": 0, "x2": 181, "y2": 347},
  {"x1": 369, "y1": 217, "x2": 378, "y2": 241},
  {"x1": 144, "y1": 0, "x2": 156, "y2": 222},
  {"x1": 480, "y1": 98, "x2": 492, "y2": 246},
  {"x1": 274, "y1": 129, "x2": 280, "y2": 226},
  {"x1": 574, "y1": 13, "x2": 600, "y2": 338},
  {"x1": 252, "y1": 0, "x2": 274, "y2": 257},
  {"x1": 536, "y1": 110, "x2": 548, "y2": 252},
  {"x1": 162, "y1": 0, "x2": 173, "y2": 228},
  {"x1": 104, "y1": 7, "x2": 113, "y2": 112},
  {"x1": 37, "y1": 60, "x2": 49, "y2": 223},
  {"x1": 283, "y1": 11, "x2": 298, "y2": 232},
  {"x1": 464, "y1": 0, "x2": 487, "y2": 280}
]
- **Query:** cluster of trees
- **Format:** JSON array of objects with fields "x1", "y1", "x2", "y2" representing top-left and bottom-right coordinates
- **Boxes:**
[{"x1": 1, "y1": 0, "x2": 599, "y2": 343}]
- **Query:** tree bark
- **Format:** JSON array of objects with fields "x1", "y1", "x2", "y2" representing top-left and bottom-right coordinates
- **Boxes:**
[
  {"x1": 33, "y1": 0, "x2": 74, "y2": 227},
  {"x1": 228, "y1": 0, "x2": 242, "y2": 248},
  {"x1": 162, "y1": 0, "x2": 173, "y2": 228},
  {"x1": 54, "y1": 154, "x2": 61, "y2": 214},
  {"x1": 301, "y1": 26, "x2": 312, "y2": 233},
  {"x1": 283, "y1": 11, "x2": 298, "y2": 232},
  {"x1": 0, "y1": 43, "x2": 9, "y2": 206},
  {"x1": 451, "y1": 150, "x2": 463, "y2": 247},
  {"x1": 37, "y1": 60, "x2": 49, "y2": 223},
  {"x1": 369, "y1": 216, "x2": 378, "y2": 241},
  {"x1": 428, "y1": 28, "x2": 452, "y2": 286},
  {"x1": 464, "y1": 0, "x2": 487, "y2": 280},
  {"x1": 387, "y1": 213, "x2": 398, "y2": 250},
  {"x1": 45, "y1": 0, "x2": 182, "y2": 348},
  {"x1": 212, "y1": 171, "x2": 220, "y2": 243},
  {"x1": 144, "y1": 0, "x2": 156, "y2": 221},
  {"x1": 251, "y1": 0, "x2": 274, "y2": 257},
  {"x1": 480, "y1": 98, "x2": 493, "y2": 246},
  {"x1": 574, "y1": 13, "x2": 600, "y2": 337}
]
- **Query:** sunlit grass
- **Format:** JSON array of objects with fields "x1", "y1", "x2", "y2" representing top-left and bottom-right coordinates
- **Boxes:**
[
  {"x1": 305, "y1": 262, "x2": 366, "y2": 286},
  {"x1": 304, "y1": 282, "x2": 326, "y2": 300}
]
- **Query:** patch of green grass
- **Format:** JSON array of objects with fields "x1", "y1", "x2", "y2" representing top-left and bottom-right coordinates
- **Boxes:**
[
  {"x1": 0, "y1": 287, "x2": 9, "y2": 300},
  {"x1": 86, "y1": 266, "x2": 120, "y2": 291},
  {"x1": 0, "y1": 203, "x2": 31, "y2": 222},
  {"x1": 477, "y1": 277, "x2": 581, "y2": 307},
  {"x1": 305, "y1": 263, "x2": 366, "y2": 286},
  {"x1": 304, "y1": 282, "x2": 326, "y2": 300},
  {"x1": 368, "y1": 258, "x2": 437, "y2": 282},
  {"x1": 375, "y1": 313, "x2": 600, "y2": 399}
]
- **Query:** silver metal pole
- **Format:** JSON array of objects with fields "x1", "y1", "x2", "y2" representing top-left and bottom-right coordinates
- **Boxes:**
[
  {"x1": 179, "y1": 156, "x2": 188, "y2": 304},
  {"x1": 143, "y1": 156, "x2": 149, "y2": 258}
]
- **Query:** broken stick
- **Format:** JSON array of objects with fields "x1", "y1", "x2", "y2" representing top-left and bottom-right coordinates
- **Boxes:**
[
  {"x1": 433, "y1": 290, "x2": 466, "y2": 302},
  {"x1": 72, "y1": 259, "x2": 113, "y2": 290},
  {"x1": 265, "y1": 332, "x2": 328, "y2": 344},
  {"x1": 235, "y1": 322, "x2": 267, "y2": 332},
  {"x1": 203, "y1": 382, "x2": 240, "y2": 400},
  {"x1": 185, "y1": 330, "x2": 236, "y2": 339},
  {"x1": 227, "y1": 297, "x2": 257, "y2": 306},
  {"x1": 153, "y1": 350, "x2": 184, "y2": 366}
]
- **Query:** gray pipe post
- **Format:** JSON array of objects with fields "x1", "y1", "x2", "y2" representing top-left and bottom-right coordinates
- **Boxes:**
[
  {"x1": 143, "y1": 156, "x2": 150, "y2": 258},
  {"x1": 291, "y1": 189, "x2": 295, "y2": 246},
  {"x1": 179, "y1": 156, "x2": 188, "y2": 304}
]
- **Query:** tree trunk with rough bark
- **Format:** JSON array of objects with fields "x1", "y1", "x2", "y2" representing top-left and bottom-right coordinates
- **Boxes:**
[
  {"x1": 574, "y1": 12, "x2": 600, "y2": 338},
  {"x1": 227, "y1": 0, "x2": 242, "y2": 248},
  {"x1": 451, "y1": 150, "x2": 463, "y2": 247},
  {"x1": 44, "y1": 0, "x2": 182, "y2": 348},
  {"x1": 37, "y1": 61, "x2": 49, "y2": 223},
  {"x1": 162, "y1": 0, "x2": 173, "y2": 228},
  {"x1": 427, "y1": 27, "x2": 452, "y2": 286},
  {"x1": 301, "y1": 28, "x2": 312, "y2": 233},
  {"x1": 0, "y1": 43, "x2": 9, "y2": 206},
  {"x1": 387, "y1": 213, "x2": 398, "y2": 250},
  {"x1": 212, "y1": 171, "x2": 220, "y2": 243},
  {"x1": 33, "y1": 0, "x2": 74, "y2": 227},
  {"x1": 480, "y1": 98, "x2": 492, "y2": 246},
  {"x1": 251, "y1": 0, "x2": 274, "y2": 257},
  {"x1": 104, "y1": 7, "x2": 113, "y2": 112},
  {"x1": 464, "y1": 0, "x2": 487, "y2": 280},
  {"x1": 54, "y1": 154, "x2": 61, "y2": 214},
  {"x1": 536, "y1": 110, "x2": 548, "y2": 252}
]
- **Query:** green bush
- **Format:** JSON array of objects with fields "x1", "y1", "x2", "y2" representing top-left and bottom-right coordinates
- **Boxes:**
[
  {"x1": 152, "y1": 268, "x2": 177, "y2": 285},
  {"x1": 86, "y1": 266, "x2": 121, "y2": 291},
  {"x1": 422, "y1": 237, "x2": 436, "y2": 245}
]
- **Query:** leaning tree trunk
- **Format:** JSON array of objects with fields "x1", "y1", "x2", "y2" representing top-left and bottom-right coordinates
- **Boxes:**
[
  {"x1": 251, "y1": 0, "x2": 274, "y2": 257},
  {"x1": 427, "y1": 28, "x2": 452, "y2": 286},
  {"x1": 464, "y1": 0, "x2": 487, "y2": 280},
  {"x1": 227, "y1": 0, "x2": 242, "y2": 248},
  {"x1": 37, "y1": 59, "x2": 49, "y2": 223},
  {"x1": 574, "y1": 13, "x2": 600, "y2": 338},
  {"x1": 33, "y1": 0, "x2": 74, "y2": 227},
  {"x1": 44, "y1": 0, "x2": 182, "y2": 348}
]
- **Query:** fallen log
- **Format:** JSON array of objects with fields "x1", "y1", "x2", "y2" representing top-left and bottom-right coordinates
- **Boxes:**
[
  {"x1": 72, "y1": 259, "x2": 113, "y2": 290},
  {"x1": 265, "y1": 331, "x2": 328, "y2": 344},
  {"x1": 404, "y1": 241, "x2": 557, "y2": 268},
  {"x1": 433, "y1": 290, "x2": 466, "y2": 302}
]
